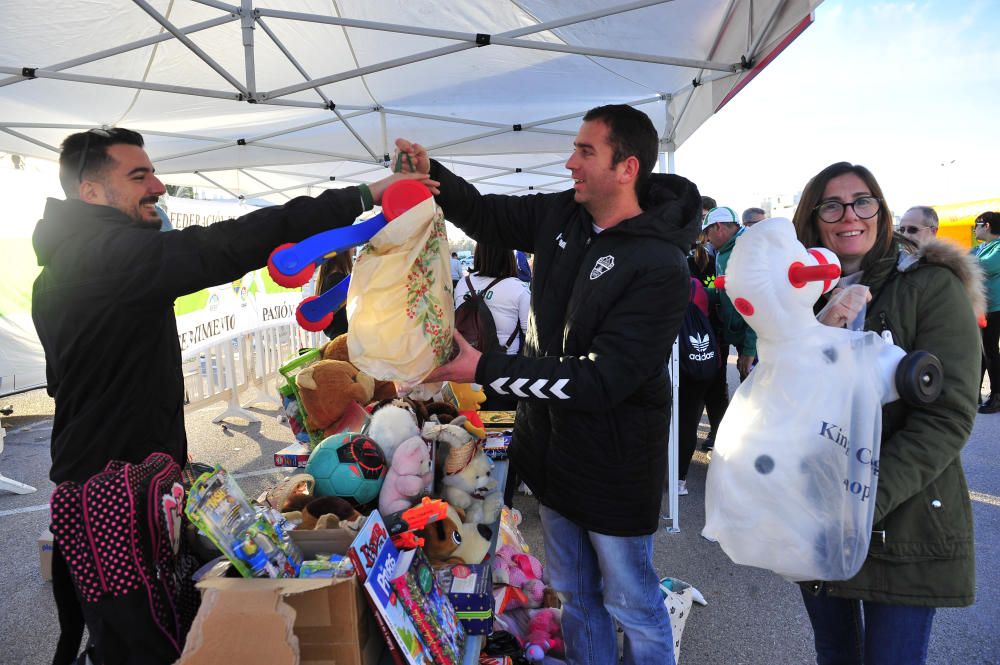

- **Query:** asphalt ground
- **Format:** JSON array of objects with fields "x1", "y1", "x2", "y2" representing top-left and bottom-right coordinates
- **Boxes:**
[{"x1": 1, "y1": 362, "x2": 998, "y2": 665}]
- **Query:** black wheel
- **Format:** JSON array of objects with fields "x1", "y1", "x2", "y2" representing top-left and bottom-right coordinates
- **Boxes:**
[{"x1": 895, "y1": 350, "x2": 943, "y2": 405}]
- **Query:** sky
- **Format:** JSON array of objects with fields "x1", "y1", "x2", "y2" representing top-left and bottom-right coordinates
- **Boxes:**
[{"x1": 671, "y1": 0, "x2": 1000, "y2": 217}]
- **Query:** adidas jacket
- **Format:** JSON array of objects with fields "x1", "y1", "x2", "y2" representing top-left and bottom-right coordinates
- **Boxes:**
[{"x1": 429, "y1": 160, "x2": 701, "y2": 535}]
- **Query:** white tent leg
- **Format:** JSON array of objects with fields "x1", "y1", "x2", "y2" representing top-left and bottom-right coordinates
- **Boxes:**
[
  {"x1": 663, "y1": 336, "x2": 680, "y2": 532},
  {"x1": 0, "y1": 427, "x2": 36, "y2": 495},
  {"x1": 212, "y1": 340, "x2": 260, "y2": 424}
]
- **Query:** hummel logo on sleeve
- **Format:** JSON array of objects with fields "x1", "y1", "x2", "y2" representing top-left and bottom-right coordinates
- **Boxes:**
[
  {"x1": 490, "y1": 377, "x2": 570, "y2": 399},
  {"x1": 556, "y1": 232, "x2": 567, "y2": 249}
]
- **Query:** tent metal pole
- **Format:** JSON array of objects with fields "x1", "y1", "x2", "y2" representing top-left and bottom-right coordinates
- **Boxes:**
[
  {"x1": 255, "y1": 17, "x2": 380, "y2": 161},
  {"x1": 491, "y1": 38, "x2": 736, "y2": 72},
  {"x1": 236, "y1": 169, "x2": 292, "y2": 201},
  {"x1": 0, "y1": 128, "x2": 59, "y2": 154},
  {"x1": 261, "y1": 0, "x2": 673, "y2": 101},
  {"x1": 444, "y1": 157, "x2": 566, "y2": 171},
  {"x1": 383, "y1": 108, "x2": 509, "y2": 129},
  {"x1": 0, "y1": 15, "x2": 237, "y2": 89},
  {"x1": 748, "y1": 0, "x2": 790, "y2": 61},
  {"x1": 191, "y1": 0, "x2": 240, "y2": 13},
  {"x1": 0, "y1": 66, "x2": 240, "y2": 100},
  {"x1": 157, "y1": 142, "x2": 241, "y2": 164},
  {"x1": 242, "y1": 113, "x2": 366, "y2": 144},
  {"x1": 426, "y1": 128, "x2": 513, "y2": 152},
  {"x1": 251, "y1": 165, "x2": 383, "y2": 180},
  {"x1": 132, "y1": 0, "x2": 250, "y2": 97},
  {"x1": 193, "y1": 171, "x2": 241, "y2": 199},
  {"x1": 241, "y1": 0, "x2": 256, "y2": 96},
  {"x1": 244, "y1": 176, "x2": 353, "y2": 199},
  {"x1": 255, "y1": 8, "x2": 480, "y2": 42}
]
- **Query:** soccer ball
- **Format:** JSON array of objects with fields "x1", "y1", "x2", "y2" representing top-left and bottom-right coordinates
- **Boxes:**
[{"x1": 306, "y1": 432, "x2": 387, "y2": 506}]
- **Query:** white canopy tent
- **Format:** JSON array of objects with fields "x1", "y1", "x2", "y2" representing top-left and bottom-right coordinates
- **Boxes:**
[
  {"x1": 0, "y1": 0, "x2": 821, "y2": 523},
  {"x1": 0, "y1": 0, "x2": 820, "y2": 200}
]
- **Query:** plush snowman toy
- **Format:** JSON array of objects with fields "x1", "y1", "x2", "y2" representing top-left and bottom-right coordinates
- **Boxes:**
[{"x1": 702, "y1": 217, "x2": 941, "y2": 581}]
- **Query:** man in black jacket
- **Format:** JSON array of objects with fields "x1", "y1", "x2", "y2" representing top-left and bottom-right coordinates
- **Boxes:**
[
  {"x1": 399, "y1": 105, "x2": 701, "y2": 665},
  {"x1": 33, "y1": 127, "x2": 435, "y2": 665}
]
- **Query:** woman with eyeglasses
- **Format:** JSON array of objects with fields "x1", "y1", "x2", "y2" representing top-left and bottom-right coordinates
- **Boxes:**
[
  {"x1": 972, "y1": 211, "x2": 1000, "y2": 413},
  {"x1": 791, "y1": 162, "x2": 983, "y2": 665}
]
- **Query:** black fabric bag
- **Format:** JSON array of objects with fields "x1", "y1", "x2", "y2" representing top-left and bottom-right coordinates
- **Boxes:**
[
  {"x1": 678, "y1": 281, "x2": 720, "y2": 382},
  {"x1": 455, "y1": 274, "x2": 506, "y2": 353},
  {"x1": 50, "y1": 452, "x2": 202, "y2": 665}
]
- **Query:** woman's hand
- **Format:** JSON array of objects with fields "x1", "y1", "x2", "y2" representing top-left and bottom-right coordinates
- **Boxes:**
[{"x1": 817, "y1": 285, "x2": 872, "y2": 329}]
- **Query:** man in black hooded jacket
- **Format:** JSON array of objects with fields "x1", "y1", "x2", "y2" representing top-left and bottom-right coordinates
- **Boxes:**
[
  {"x1": 398, "y1": 104, "x2": 701, "y2": 665},
  {"x1": 33, "y1": 127, "x2": 435, "y2": 665}
]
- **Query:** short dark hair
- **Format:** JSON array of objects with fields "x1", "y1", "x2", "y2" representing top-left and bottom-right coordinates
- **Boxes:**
[
  {"x1": 792, "y1": 162, "x2": 895, "y2": 273},
  {"x1": 582, "y1": 104, "x2": 659, "y2": 193},
  {"x1": 472, "y1": 242, "x2": 517, "y2": 279},
  {"x1": 59, "y1": 127, "x2": 145, "y2": 197},
  {"x1": 701, "y1": 196, "x2": 717, "y2": 212},
  {"x1": 907, "y1": 206, "x2": 938, "y2": 228},
  {"x1": 976, "y1": 211, "x2": 1000, "y2": 235},
  {"x1": 742, "y1": 207, "x2": 766, "y2": 224}
]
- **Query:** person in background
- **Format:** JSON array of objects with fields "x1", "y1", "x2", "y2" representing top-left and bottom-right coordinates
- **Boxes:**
[
  {"x1": 701, "y1": 195, "x2": 717, "y2": 222},
  {"x1": 792, "y1": 162, "x2": 980, "y2": 665},
  {"x1": 687, "y1": 229, "x2": 728, "y2": 452},
  {"x1": 454, "y1": 242, "x2": 531, "y2": 508},
  {"x1": 32, "y1": 127, "x2": 435, "y2": 665},
  {"x1": 898, "y1": 205, "x2": 939, "y2": 247},
  {"x1": 742, "y1": 207, "x2": 766, "y2": 227},
  {"x1": 315, "y1": 251, "x2": 354, "y2": 339},
  {"x1": 450, "y1": 251, "x2": 463, "y2": 289},
  {"x1": 397, "y1": 103, "x2": 701, "y2": 665},
  {"x1": 972, "y1": 211, "x2": 1000, "y2": 413},
  {"x1": 675, "y1": 277, "x2": 718, "y2": 495},
  {"x1": 515, "y1": 249, "x2": 533, "y2": 283},
  {"x1": 705, "y1": 206, "x2": 756, "y2": 381}
]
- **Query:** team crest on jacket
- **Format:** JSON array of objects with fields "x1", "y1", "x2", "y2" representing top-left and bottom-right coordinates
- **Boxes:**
[{"x1": 589, "y1": 255, "x2": 614, "y2": 280}]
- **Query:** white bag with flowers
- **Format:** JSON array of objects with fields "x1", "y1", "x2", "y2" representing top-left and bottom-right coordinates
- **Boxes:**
[{"x1": 346, "y1": 195, "x2": 454, "y2": 387}]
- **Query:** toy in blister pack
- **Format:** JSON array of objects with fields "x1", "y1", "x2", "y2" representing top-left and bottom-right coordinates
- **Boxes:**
[{"x1": 185, "y1": 466, "x2": 302, "y2": 578}]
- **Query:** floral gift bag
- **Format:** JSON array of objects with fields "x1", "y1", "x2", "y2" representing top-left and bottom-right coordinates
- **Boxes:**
[{"x1": 346, "y1": 195, "x2": 454, "y2": 387}]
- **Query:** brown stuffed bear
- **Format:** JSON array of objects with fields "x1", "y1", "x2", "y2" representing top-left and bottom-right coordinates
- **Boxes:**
[
  {"x1": 296, "y1": 359, "x2": 374, "y2": 436},
  {"x1": 418, "y1": 505, "x2": 493, "y2": 567},
  {"x1": 321, "y1": 335, "x2": 397, "y2": 402}
]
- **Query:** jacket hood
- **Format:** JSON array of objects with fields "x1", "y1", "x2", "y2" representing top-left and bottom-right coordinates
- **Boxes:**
[
  {"x1": 905, "y1": 239, "x2": 987, "y2": 319},
  {"x1": 610, "y1": 173, "x2": 701, "y2": 252},
  {"x1": 33, "y1": 198, "x2": 138, "y2": 266}
]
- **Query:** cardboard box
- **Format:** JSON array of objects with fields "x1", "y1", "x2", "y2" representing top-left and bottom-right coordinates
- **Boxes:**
[
  {"x1": 274, "y1": 442, "x2": 311, "y2": 468},
  {"x1": 436, "y1": 562, "x2": 494, "y2": 635},
  {"x1": 178, "y1": 529, "x2": 383, "y2": 665},
  {"x1": 39, "y1": 528, "x2": 54, "y2": 582}
]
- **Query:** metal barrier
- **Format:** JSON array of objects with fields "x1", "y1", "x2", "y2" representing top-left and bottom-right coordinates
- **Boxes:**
[{"x1": 181, "y1": 322, "x2": 323, "y2": 423}]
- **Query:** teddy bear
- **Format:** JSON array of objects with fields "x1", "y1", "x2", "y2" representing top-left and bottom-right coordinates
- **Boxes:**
[
  {"x1": 281, "y1": 494, "x2": 365, "y2": 531},
  {"x1": 418, "y1": 504, "x2": 493, "y2": 566},
  {"x1": 440, "y1": 446, "x2": 502, "y2": 525},
  {"x1": 524, "y1": 608, "x2": 564, "y2": 662},
  {"x1": 296, "y1": 359, "x2": 374, "y2": 437},
  {"x1": 367, "y1": 397, "x2": 426, "y2": 464},
  {"x1": 378, "y1": 436, "x2": 433, "y2": 515},
  {"x1": 321, "y1": 334, "x2": 397, "y2": 402}
]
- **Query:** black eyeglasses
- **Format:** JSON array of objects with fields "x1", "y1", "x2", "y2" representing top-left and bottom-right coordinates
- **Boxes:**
[
  {"x1": 898, "y1": 225, "x2": 933, "y2": 235},
  {"x1": 814, "y1": 196, "x2": 881, "y2": 224},
  {"x1": 76, "y1": 128, "x2": 113, "y2": 183}
]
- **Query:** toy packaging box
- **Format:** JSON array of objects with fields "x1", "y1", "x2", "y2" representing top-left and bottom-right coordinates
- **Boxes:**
[
  {"x1": 273, "y1": 441, "x2": 311, "y2": 468},
  {"x1": 435, "y1": 562, "x2": 494, "y2": 635},
  {"x1": 178, "y1": 528, "x2": 382, "y2": 665}
]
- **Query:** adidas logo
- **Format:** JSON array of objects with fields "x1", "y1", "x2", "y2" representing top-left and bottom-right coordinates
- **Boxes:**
[{"x1": 689, "y1": 332, "x2": 711, "y2": 353}]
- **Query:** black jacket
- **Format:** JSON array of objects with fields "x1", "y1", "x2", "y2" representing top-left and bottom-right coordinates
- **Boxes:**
[
  {"x1": 33, "y1": 190, "x2": 365, "y2": 484},
  {"x1": 429, "y1": 160, "x2": 701, "y2": 535}
]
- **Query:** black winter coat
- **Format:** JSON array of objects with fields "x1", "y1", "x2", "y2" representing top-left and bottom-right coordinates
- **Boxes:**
[
  {"x1": 429, "y1": 161, "x2": 701, "y2": 535},
  {"x1": 33, "y1": 190, "x2": 365, "y2": 484}
]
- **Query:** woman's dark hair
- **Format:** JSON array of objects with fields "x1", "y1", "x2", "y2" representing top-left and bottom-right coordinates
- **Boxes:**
[
  {"x1": 976, "y1": 211, "x2": 1000, "y2": 235},
  {"x1": 472, "y1": 242, "x2": 517, "y2": 279},
  {"x1": 792, "y1": 162, "x2": 895, "y2": 273},
  {"x1": 315, "y1": 251, "x2": 354, "y2": 296},
  {"x1": 691, "y1": 230, "x2": 711, "y2": 272}
]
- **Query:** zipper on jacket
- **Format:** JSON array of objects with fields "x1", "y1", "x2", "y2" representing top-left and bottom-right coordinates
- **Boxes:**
[{"x1": 81, "y1": 480, "x2": 110, "y2": 594}]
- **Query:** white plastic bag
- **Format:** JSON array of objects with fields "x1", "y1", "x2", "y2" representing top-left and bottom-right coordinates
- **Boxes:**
[
  {"x1": 346, "y1": 196, "x2": 454, "y2": 386},
  {"x1": 702, "y1": 218, "x2": 905, "y2": 582}
]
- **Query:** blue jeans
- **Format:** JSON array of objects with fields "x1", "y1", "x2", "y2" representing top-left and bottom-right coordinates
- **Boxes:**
[
  {"x1": 539, "y1": 504, "x2": 674, "y2": 665},
  {"x1": 800, "y1": 586, "x2": 936, "y2": 665}
]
